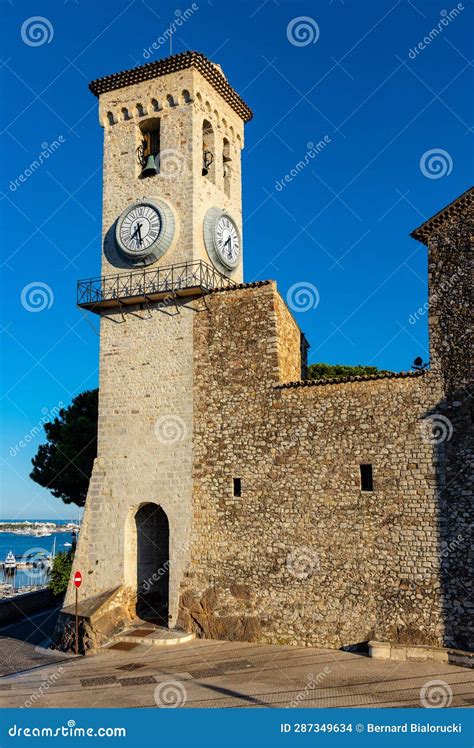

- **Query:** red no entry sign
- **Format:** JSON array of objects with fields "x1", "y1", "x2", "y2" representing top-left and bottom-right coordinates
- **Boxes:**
[{"x1": 74, "y1": 571, "x2": 82, "y2": 588}]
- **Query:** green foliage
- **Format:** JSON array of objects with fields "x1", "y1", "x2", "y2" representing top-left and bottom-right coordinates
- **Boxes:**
[
  {"x1": 49, "y1": 551, "x2": 73, "y2": 597},
  {"x1": 307, "y1": 363, "x2": 389, "y2": 380},
  {"x1": 30, "y1": 389, "x2": 98, "y2": 507}
]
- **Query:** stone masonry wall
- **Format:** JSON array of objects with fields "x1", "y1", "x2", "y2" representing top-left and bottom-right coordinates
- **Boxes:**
[
  {"x1": 177, "y1": 282, "x2": 466, "y2": 649},
  {"x1": 65, "y1": 301, "x2": 196, "y2": 629}
]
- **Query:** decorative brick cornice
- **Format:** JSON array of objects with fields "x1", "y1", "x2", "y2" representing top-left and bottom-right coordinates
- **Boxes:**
[
  {"x1": 411, "y1": 186, "x2": 473, "y2": 245},
  {"x1": 89, "y1": 51, "x2": 253, "y2": 123},
  {"x1": 208, "y1": 280, "x2": 271, "y2": 294},
  {"x1": 276, "y1": 370, "x2": 426, "y2": 389}
]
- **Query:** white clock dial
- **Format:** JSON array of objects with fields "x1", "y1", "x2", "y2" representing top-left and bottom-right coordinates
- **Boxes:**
[
  {"x1": 115, "y1": 199, "x2": 175, "y2": 266},
  {"x1": 215, "y1": 215, "x2": 240, "y2": 267},
  {"x1": 119, "y1": 204, "x2": 161, "y2": 253}
]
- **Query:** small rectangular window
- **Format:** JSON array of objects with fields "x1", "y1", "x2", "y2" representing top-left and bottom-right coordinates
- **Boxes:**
[
  {"x1": 233, "y1": 478, "x2": 242, "y2": 497},
  {"x1": 360, "y1": 464, "x2": 373, "y2": 492}
]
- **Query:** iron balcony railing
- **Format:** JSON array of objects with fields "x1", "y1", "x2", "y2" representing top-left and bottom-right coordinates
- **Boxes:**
[{"x1": 77, "y1": 260, "x2": 236, "y2": 311}]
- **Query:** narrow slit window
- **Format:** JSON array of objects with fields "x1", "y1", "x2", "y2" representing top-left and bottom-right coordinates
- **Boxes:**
[
  {"x1": 360, "y1": 464, "x2": 373, "y2": 492},
  {"x1": 233, "y1": 478, "x2": 242, "y2": 497}
]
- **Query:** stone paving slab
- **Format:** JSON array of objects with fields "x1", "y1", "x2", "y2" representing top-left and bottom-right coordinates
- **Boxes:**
[{"x1": 0, "y1": 639, "x2": 472, "y2": 709}]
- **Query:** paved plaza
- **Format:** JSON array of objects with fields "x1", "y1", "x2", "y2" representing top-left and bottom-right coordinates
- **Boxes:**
[{"x1": 0, "y1": 638, "x2": 472, "y2": 709}]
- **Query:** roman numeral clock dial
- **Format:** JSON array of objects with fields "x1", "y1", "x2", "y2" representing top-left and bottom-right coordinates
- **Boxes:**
[
  {"x1": 115, "y1": 199, "x2": 176, "y2": 266},
  {"x1": 203, "y1": 208, "x2": 241, "y2": 273}
]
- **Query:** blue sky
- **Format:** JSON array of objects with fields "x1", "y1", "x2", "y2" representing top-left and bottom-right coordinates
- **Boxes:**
[{"x1": 1, "y1": 0, "x2": 472, "y2": 519}]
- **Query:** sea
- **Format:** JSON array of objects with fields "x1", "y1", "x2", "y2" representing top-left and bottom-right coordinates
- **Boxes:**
[{"x1": 0, "y1": 519, "x2": 77, "y2": 591}]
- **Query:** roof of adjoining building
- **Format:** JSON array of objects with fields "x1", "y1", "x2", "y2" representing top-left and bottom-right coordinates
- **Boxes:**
[
  {"x1": 276, "y1": 370, "x2": 426, "y2": 389},
  {"x1": 89, "y1": 51, "x2": 253, "y2": 123},
  {"x1": 411, "y1": 186, "x2": 473, "y2": 245}
]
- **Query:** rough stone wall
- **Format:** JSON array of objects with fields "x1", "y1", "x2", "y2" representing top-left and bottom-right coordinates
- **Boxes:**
[
  {"x1": 425, "y1": 212, "x2": 473, "y2": 650},
  {"x1": 98, "y1": 67, "x2": 244, "y2": 281},
  {"x1": 177, "y1": 281, "x2": 470, "y2": 649},
  {"x1": 65, "y1": 301, "x2": 196, "y2": 628}
]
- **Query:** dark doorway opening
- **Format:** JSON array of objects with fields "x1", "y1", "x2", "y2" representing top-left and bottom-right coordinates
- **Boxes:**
[{"x1": 135, "y1": 503, "x2": 169, "y2": 626}]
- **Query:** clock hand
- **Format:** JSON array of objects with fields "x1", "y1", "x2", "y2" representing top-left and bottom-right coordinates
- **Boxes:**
[{"x1": 131, "y1": 222, "x2": 143, "y2": 247}]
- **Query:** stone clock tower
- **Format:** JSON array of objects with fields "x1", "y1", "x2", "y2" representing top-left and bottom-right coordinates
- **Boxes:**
[{"x1": 60, "y1": 52, "x2": 253, "y2": 646}]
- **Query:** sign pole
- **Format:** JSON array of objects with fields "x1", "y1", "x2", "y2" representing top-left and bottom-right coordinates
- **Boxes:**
[
  {"x1": 75, "y1": 585, "x2": 78, "y2": 656},
  {"x1": 73, "y1": 570, "x2": 82, "y2": 656}
]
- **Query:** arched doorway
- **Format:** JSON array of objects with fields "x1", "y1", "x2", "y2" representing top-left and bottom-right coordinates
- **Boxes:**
[{"x1": 135, "y1": 504, "x2": 169, "y2": 625}]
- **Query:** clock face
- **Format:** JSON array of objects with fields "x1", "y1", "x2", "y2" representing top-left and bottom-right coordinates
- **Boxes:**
[
  {"x1": 118, "y1": 203, "x2": 162, "y2": 254},
  {"x1": 215, "y1": 215, "x2": 240, "y2": 269},
  {"x1": 115, "y1": 199, "x2": 175, "y2": 266}
]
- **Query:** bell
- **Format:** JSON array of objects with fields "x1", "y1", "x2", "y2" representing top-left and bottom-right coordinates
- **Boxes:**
[
  {"x1": 141, "y1": 154, "x2": 158, "y2": 177},
  {"x1": 202, "y1": 150, "x2": 214, "y2": 176}
]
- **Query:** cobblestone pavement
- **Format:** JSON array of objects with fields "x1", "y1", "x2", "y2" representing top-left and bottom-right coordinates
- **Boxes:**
[
  {"x1": 0, "y1": 608, "x2": 73, "y2": 677},
  {"x1": 0, "y1": 639, "x2": 472, "y2": 709}
]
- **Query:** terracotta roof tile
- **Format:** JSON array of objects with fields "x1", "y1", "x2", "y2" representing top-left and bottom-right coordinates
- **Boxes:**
[
  {"x1": 411, "y1": 186, "x2": 473, "y2": 245},
  {"x1": 89, "y1": 51, "x2": 253, "y2": 123},
  {"x1": 276, "y1": 370, "x2": 426, "y2": 389}
]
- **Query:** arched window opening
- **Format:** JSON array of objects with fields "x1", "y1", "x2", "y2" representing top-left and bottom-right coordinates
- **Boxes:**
[
  {"x1": 106, "y1": 111, "x2": 115, "y2": 126},
  {"x1": 223, "y1": 137, "x2": 231, "y2": 197},
  {"x1": 136, "y1": 103, "x2": 146, "y2": 117},
  {"x1": 122, "y1": 107, "x2": 131, "y2": 121},
  {"x1": 137, "y1": 117, "x2": 160, "y2": 178},
  {"x1": 182, "y1": 89, "x2": 192, "y2": 104},
  {"x1": 202, "y1": 119, "x2": 215, "y2": 182},
  {"x1": 151, "y1": 98, "x2": 160, "y2": 112}
]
